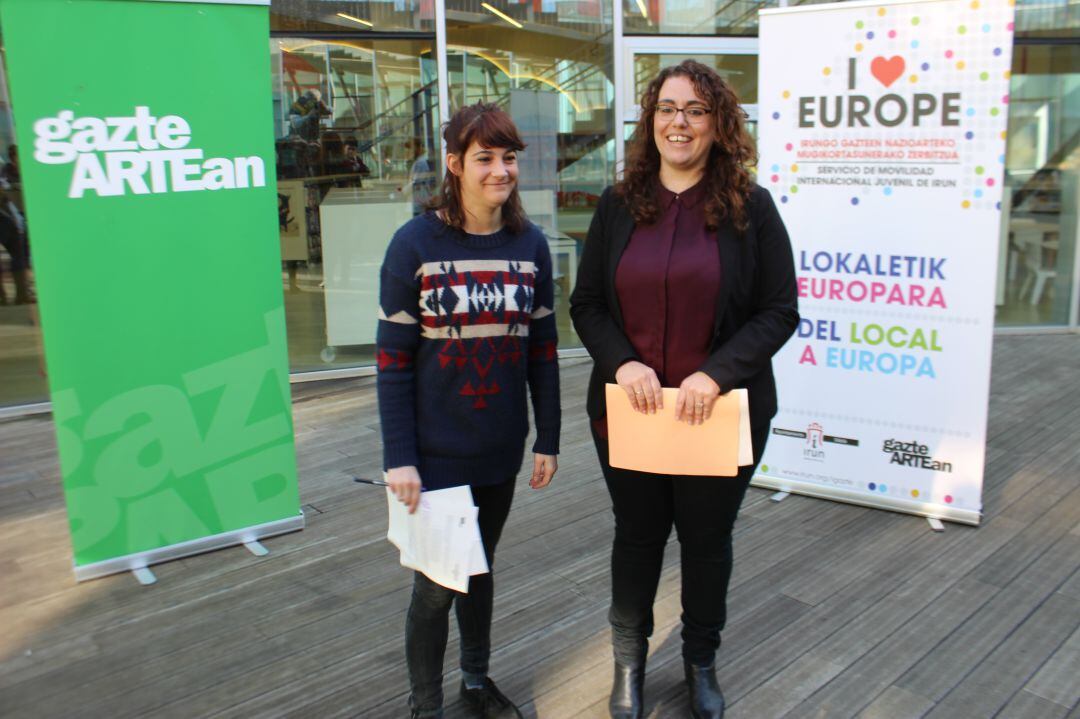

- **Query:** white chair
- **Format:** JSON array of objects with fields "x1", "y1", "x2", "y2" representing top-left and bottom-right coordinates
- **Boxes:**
[{"x1": 1017, "y1": 229, "x2": 1058, "y2": 305}]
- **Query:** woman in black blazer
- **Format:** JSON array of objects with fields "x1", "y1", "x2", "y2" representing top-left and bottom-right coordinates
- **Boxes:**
[{"x1": 569, "y1": 60, "x2": 798, "y2": 719}]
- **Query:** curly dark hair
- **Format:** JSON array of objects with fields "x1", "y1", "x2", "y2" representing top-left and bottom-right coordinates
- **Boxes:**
[
  {"x1": 616, "y1": 60, "x2": 757, "y2": 232},
  {"x1": 433, "y1": 102, "x2": 529, "y2": 235}
]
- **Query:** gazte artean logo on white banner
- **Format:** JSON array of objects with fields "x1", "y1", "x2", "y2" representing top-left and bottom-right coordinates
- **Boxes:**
[{"x1": 32, "y1": 106, "x2": 266, "y2": 198}]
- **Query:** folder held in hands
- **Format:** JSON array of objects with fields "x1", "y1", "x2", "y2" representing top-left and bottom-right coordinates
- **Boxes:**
[{"x1": 605, "y1": 384, "x2": 752, "y2": 477}]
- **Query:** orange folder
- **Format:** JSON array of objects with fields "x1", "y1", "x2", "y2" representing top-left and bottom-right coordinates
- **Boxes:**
[{"x1": 605, "y1": 384, "x2": 747, "y2": 477}]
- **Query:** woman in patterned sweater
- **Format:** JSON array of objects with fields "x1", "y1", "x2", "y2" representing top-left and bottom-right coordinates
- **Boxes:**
[{"x1": 376, "y1": 103, "x2": 561, "y2": 719}]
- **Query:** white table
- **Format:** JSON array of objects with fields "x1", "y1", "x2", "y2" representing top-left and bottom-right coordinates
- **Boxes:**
[{"x1": 319, "y1": 187, "x2": 412, "y2": 353}]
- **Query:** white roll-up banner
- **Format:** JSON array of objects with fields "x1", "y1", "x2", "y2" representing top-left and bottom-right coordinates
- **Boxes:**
[{"x1": 756, "y1": 0, "x2": 1015, "y2": 525}]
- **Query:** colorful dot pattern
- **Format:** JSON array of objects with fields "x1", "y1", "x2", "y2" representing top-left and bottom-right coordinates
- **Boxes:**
[
  {"x1": 858, "y1": 480, "x2": 956, "y2": 503},
  {"x1": 765, "y1": 0, "x2": 1013, "y2": 211}
]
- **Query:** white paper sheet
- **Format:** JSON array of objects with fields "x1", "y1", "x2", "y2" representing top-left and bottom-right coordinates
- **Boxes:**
[
  {"x1": 386, "y1": 485, "x2": 489, "y2": 592},
  {"x1": 736, "y1": 389, "x2": 753, "y2": 466}
]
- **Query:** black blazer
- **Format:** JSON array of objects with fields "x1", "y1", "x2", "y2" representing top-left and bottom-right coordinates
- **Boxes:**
[{"x1": 569, "y1": 183, "x2": 799, "y2": 429}]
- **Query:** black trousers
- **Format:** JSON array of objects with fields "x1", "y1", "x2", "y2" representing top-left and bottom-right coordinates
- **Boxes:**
[
  {"x1": 405, "y1": 478, "x2": 516, "y2": 717},
  {"x1": 0, "y1": 220, "x2": 27, "y2": 272},
  {"x1": 592, "y1": 423, "x2": 769, "y2": 667}
]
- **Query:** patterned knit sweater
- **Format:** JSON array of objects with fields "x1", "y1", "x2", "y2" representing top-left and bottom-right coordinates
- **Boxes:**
[{"x1": 376, "y1": 211, "x2": 561, "y2": 490}]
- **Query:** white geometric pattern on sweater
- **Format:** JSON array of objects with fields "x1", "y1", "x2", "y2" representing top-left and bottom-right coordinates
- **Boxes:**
[
  {"x1": 378, "y1": 307, "x2": 419, "y2": 324},
  {"x1": 413, "y1": 258, "x2": 538, "y2": 340},
  {"x1": 419, "y1": 284, "x2": 532, "y2": 315}
]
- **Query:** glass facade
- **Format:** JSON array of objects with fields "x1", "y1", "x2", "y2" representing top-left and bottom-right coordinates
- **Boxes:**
[
  {"x1": 270, "y1": 36, "x2": 439, "y2": 369},
  {"x1": 271, "y1": 0, "x2": 435, "y2": 32},
  {"x1": 445, "y1": 0, "x2": 616, "y2": 345},
  {"x1": 0, "y1": 52, "x2": 45, "y2": 408},
  {"x1": 623, "y1": 0, "x2": 776, "y2": 35},
  {"x1": 0, "y1": 0, "x2": 1078, "y2": 409},
  {"x1": 1013, "y1": 0, "x2": 1080, "y2": 38},
  {"x1": 632, "y1": 52, "x2": 757, "y2": 104},
  {"x1": 997, "y1": 42, "x2": 1079, "y2": 326}
]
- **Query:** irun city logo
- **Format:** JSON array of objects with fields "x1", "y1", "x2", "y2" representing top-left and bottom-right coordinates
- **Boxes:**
[{"x1": 33, "y1": 106, "x2": 266, "y2": 198}]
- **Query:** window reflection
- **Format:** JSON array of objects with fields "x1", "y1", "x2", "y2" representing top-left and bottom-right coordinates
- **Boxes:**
[
  {"x1": 272, "y1": 37, "x2": 440, "y2": 369},
  {"x1": 623, "y1": 0, "x2": 774, "y2": 36},
  {"x1": 0, "y1": 52, "x2": 46, "y2": 408},
  {"x1": 271, "y1": 0, "x2": 435, "y2": 33},
  {"x1": 998, "y1": 44, "x2": 1079, "y2": 326},
  {"x1": 632, "y1": 53, "x2": 757, "y2": 106},
  {"x1": 1013, "y1": 0, "x2": 1080, "y2": 38}
]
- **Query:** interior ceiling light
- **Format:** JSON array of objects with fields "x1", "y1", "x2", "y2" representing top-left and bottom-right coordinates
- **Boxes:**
[
  {"x1": 481, "y1": 3, "x2": 523, "y2": 29},
  {"x1": 635, "y1": 0, "x2": 648, "y2": 18},
  {"x1": 281, "y1": 40, "x2": 376, "y2": 55},
  {"x1": 469, "y1": 50, "x2": 581, "y2": 112},
  {"x1": 336, "y1": 12, "x2": 373, "y2": 27}
]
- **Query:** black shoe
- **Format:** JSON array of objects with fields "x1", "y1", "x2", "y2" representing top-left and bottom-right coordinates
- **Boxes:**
[
  {"x1": 684, "y1": 661, "x2": 725, "y2": 719},
  {"x1": 459, "y1": 678, "x2": 523, "y2": 719},
  {"x1": 609, "y1": 661, "x2": 644, "y2": 719},
  {"x1": 408, "y1": 703, "x2": 444, "y2": 719}
]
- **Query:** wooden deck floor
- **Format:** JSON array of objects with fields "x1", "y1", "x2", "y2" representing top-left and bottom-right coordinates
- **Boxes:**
[{"x1": 1, "y1": 334, "x2": 1078, "y2": 718}]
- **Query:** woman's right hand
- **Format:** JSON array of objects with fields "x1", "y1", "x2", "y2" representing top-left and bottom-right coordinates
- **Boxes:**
[
  {"x1": 387, "y1": 466, "x2": 422, "y2": 514},
  {"x1": 615, "y1": 360, "x2": 662, "y2": 414}
]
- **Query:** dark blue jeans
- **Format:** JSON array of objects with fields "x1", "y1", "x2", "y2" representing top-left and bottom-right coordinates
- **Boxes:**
[
  {"x1": 593, "y1": 423, "x2": 769, "y2": 668},
  {"x1": 405, "y1": 478, "x2": 516, "y2": 717}
]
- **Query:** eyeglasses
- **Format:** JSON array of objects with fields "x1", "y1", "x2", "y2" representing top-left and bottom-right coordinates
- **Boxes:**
[{"x1": 655, "y1": 104, "x2": 712, "y2": 123}]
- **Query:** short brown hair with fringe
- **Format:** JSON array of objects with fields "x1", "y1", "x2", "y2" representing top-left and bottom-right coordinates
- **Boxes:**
[
  {"x1": 616, "y1": 60, "x2": 757, "y2": 232},
  {"x1": 433, "y1": 102, "x2": 529, "y2": 235}
]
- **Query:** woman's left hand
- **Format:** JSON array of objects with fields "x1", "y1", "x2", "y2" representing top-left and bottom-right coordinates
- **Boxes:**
[
  {"x1": 531, "y1": 454, "x2": 558, "y2": 489},
  {"x1": 675, "y1": 372, "x2": 721, "y2": 426}
]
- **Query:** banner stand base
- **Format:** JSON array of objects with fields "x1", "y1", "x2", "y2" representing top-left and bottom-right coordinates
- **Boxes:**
[
  {"x1": 770, "y1": 491, "x2": 790, "y2": 503},
  {"x1": 73, "y1": 512, "x2": 305, "y2": 582},
  {"x1": 132, "y1": 567, "x2": 157, "y2": 586},
  {"x1": 244, "y1": 540, "x2": 270, "y2": 556},
  {"x1": 752, "y1": 474, "x2": 981, "y2": 527},
  {"x1": 927, "y1": 517, "x2": 946, "y2": 533}
]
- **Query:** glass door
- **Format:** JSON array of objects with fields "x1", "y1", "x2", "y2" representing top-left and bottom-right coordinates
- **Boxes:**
[{"x1": 617, "y1": 36, "x2": 758, "y2": 170}]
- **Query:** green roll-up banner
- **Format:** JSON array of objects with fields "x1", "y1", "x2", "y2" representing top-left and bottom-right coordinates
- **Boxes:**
[{"x1": 1, "y1": 0, "x2": 303, "y2": 580}]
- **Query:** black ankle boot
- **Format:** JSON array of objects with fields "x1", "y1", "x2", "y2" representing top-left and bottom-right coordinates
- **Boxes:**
[
  {"x1": 609, "y1": 662, "x2": 644, "y2": 719},
  {"x1": 684, "y1": 661, "x2": 725, "y2": 719}
]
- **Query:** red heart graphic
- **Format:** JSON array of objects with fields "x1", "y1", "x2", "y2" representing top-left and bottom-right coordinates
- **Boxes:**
[{"x1": 870, "y1": 56, "x2": 905, "y2": 88}]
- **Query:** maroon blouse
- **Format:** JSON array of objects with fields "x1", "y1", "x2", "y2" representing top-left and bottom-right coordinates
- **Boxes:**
[{"x1": 594, "y1": 180, "x2": 721, "y2": 438}]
